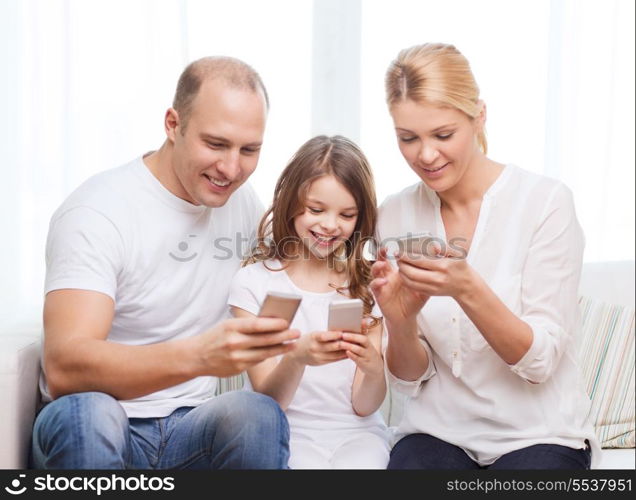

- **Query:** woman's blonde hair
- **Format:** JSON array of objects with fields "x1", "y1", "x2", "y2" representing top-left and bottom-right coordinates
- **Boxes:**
[
  {"x1": 385, "y1": 43, "x2": 487, "y2": 154},
  {"x1": 246, "y1": 135, "x2": 379, "y2": 324}
]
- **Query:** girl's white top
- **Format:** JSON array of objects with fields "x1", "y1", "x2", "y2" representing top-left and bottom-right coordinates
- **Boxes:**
[
  {"x1": 229, "y1": 259, "x2": 388, "y2": 436},
  {"x1": 376, "y1": 165, "x2": 600, "y2": 467}
]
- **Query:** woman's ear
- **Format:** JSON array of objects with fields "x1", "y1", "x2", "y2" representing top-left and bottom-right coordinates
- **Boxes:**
[{"x1": 476, "y1": 100, "x2": 487, "y2": 130}]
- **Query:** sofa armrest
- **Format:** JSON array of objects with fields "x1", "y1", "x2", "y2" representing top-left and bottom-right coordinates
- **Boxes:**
[
  {"x1": 596, "y1": 448, "x2": 636, "y2": 470},
  {"x1": 0, "y1": 334, "x2": 42, "y2": 469}
]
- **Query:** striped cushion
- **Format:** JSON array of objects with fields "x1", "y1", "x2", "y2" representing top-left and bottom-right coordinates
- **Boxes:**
[
  {"x1": 578, "y1": 296, "x2": 635, "y2": 448},
  {"x1": 215, "y1": 373, "x2": 245, "y2": 395}
]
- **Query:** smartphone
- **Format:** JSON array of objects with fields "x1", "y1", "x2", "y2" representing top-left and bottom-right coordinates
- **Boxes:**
[
  {"x1": 328, "y1": 298, "x2": 364, "y2": 333},
  {"x1": 258, "y1": 291, "x2": 302, "y2": 324},
  {"x1": 361, "y1": 238, "x2": 379, "y2": 263},
  {"x1": 397, "y1": 231, "x2": 437, "y2": 257}
]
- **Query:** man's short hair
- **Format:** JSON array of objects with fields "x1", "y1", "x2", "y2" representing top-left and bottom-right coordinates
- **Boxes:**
[{"x1": 172, "y1": 56, "x2": 269, "y2": 132}]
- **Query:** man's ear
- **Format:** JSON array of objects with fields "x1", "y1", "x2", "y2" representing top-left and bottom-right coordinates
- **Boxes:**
[{"x1": 165, "y1": 107, "x2": 180, "y2": 143}]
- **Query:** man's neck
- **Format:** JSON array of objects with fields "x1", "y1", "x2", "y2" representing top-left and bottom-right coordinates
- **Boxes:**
[
  {"x1": 142, "y1": 141, "x2": 193, "y2": 204},
  {"x1": 143, "y1": 141, "x2": 170, "y2": 181}
]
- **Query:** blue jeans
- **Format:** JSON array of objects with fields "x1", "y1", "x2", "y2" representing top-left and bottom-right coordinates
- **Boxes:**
[
  {"x1": 388, "y1": 434, "x2": 591, "y2": 470},
  {"x1": 31, "y1": 391, "x2": 290, "y2": 469}
]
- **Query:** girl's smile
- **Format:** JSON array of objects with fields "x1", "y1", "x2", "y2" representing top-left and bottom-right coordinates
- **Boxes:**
[{"x1": 294, "y1": 175, "x2": 358, "y2": 260}]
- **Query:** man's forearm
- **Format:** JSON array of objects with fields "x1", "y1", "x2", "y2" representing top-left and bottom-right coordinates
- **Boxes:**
[{"x1": 45, "y1": 336, "x2": 201, "y2": 400}]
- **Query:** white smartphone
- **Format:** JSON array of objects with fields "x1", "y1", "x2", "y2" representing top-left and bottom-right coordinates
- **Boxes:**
[
  {"x1": 328, "y1": 298, "x2": 364, "y2": 333},
  {"x1": 397, "y1": 231, "x2": 437, "y2": 257},
  {"x1": 258, "y1": 291, "x2": 302, "y2": 324}
]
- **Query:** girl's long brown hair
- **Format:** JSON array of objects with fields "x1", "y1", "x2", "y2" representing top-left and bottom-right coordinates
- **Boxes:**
[{"x1": 246, "y1": 135, "x2": 379, "y2": 325}]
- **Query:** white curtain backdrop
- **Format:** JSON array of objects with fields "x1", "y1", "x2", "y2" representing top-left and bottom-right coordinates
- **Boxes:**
[
  {"x1": 1, "y1": 0, "x2": 634, "y2": 329},
  {"x1": 0, "y1": 0, "x2": 312, "y2": 327},
  {"x1": 360, "y1": 0, "x2": 634, "y2": 263}
]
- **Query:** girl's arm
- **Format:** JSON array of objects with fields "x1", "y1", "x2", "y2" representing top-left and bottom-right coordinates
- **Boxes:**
[
  {"x1": 231, "y1": 306, "x2": 306, "y2": 409},
  {"x1": 343, "y1": 320, "x2": 387, "y2": 417},
  {"x1": 230, "y1": 306, "x2": 347, "y2": 409}
]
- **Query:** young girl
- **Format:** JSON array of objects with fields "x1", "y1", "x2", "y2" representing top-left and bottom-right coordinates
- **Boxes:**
[{"x1": 228, "y1": 135, "x2": 390, "y2": 469}]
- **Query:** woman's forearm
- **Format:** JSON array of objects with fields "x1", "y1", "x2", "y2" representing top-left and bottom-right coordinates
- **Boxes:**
[
  {"x1": 456, "y1": 273, "x2": 533, "y2": 364},
  {"x1": 385, "y1": 316, "x2": 431, "y2": 381}
]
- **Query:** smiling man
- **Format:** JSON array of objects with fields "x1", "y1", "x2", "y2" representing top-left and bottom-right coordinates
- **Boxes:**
[{"x1": 32, "y1": 57, "x2": 299, "y2": 470}]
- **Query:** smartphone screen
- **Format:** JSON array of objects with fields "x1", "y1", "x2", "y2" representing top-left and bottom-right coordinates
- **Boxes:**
[
  {"x1": 258, "y1": 292, "x2": 302, "y2": 324},
  {"x1": 397, "y1": 231, "x2": 436, "y2": 257},
  {"x1": 328, "y1": 298, "x2": 363, "y2": 333}
]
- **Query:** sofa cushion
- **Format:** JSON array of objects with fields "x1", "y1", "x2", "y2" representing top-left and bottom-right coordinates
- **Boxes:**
[
  {"x1": 215, "y1": 373, "x2": 245, "y2": 395},
  {"x1": 578, "y1": 295, "x2": 635, "y2": 448},
  {"x1": 0, "y1": 335, "x2": 42, "y2": 468}
]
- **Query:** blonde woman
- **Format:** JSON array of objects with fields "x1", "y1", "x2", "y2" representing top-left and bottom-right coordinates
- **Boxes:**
[{"x1": 371, "y1": 43, "x2": 599, "y2": 469}]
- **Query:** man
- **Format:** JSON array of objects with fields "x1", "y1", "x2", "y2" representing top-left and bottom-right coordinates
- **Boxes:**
[{"x1": 31, "y1": 57, "x2": 299, "y2": 469}]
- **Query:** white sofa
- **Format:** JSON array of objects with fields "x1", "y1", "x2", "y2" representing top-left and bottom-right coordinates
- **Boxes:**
[{"x1": 0, "y1": 261, "x2": 633, "y2": 469}]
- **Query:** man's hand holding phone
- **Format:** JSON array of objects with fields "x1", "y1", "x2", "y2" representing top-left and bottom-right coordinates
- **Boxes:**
[
  {"x1": 201, "y1": 291, "x2": 303, "y2": 377},
  {"x1": 193, "y1": 315, "x2": 301, "y2": 377}
]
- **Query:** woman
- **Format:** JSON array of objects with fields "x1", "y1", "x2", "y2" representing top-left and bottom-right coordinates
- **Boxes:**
[{"x1": 371, "y1": 43, "x2": 599, "y2": 469}]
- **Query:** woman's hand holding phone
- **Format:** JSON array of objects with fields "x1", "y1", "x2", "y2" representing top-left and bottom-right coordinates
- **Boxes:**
[
  {"x1": 370, "y1": 247, "x2": 429, "y2": 324},
  {"x1": 396, "y1": 244, "x2": 476, "y2": 299}
]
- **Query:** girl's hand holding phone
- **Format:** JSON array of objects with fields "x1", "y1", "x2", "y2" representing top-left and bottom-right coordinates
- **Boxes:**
[
  {"x1": 288, "y1": 330, "x2": 347, "y2": 366},
  {"x1": 340, "y1": 325, "x2": 384, "y2": 377}
]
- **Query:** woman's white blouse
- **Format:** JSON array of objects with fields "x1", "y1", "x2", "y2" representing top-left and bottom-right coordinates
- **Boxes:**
[{"x1": 377, "y1": 165, "x2": 600, "y2": 467}]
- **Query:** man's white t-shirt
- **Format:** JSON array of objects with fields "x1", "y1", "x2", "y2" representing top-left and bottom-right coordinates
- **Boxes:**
[{"x1": 41, "y1": 156, "x2": 264, "y2": 418}]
